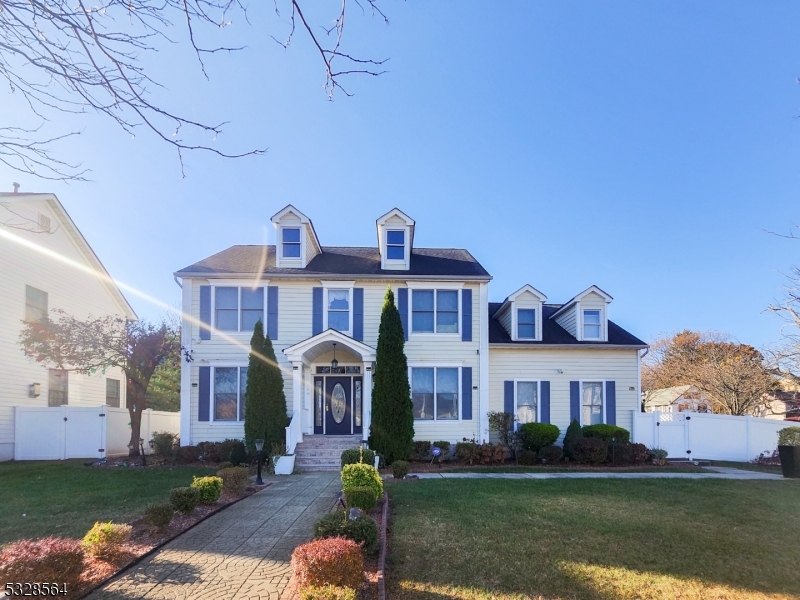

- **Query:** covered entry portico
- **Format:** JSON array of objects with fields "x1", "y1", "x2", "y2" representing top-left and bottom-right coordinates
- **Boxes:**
[{"x1": 283, "y1": 330, "x2": 376, "y2": 437}]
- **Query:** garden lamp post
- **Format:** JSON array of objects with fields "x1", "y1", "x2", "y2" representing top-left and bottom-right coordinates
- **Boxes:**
[{"x1": 254, "y1": 438, "x2": 265, "y2": 485}]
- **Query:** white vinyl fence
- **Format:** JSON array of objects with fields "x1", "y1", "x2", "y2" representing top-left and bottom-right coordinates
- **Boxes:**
[
  {"x1": 632, "y1": 410, "x2": 787, "y2": 462},
  {"x1": 14, "y1": 405, "x2": 180, "y2": 461}
]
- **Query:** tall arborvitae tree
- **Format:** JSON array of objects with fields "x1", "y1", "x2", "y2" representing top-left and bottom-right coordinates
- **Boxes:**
[
  {"x1": 369, "y1": 287, "x2": 414, "y2": 463},
  {"x1": 262, "y1": 334, "x2": 289, "y2": 453}
]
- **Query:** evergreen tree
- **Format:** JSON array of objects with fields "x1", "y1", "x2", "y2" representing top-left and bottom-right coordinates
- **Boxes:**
[
  {"x1": 369, "y1": 288, "x2": 414, "y2": 463},
  {"x1": 262, "y1": 333, "x2": 289, "y2": 452}
]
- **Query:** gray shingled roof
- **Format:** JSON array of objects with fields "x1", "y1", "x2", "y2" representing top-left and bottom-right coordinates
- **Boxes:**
[{"x1": 175, "y1": 245, "x2": 491, "y2": 279}]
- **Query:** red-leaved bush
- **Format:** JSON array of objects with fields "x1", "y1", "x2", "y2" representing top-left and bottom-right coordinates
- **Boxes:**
[
  {"x1": 0, "y1": 537, "x2": 84, "y2": 588},
  {"x1": 291, "y1": 536, "x2": 363, "y2": 590}
]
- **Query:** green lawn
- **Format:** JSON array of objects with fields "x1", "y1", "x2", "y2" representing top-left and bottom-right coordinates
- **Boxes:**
[
  {"x1": 387, "y1": 478, "x2": 800, "y2": 600},
  {"x1": 709, "y1": 460, "x2": 783, "y2": 475},
  {"x1": 0, "y1": 460, "x2": 217, "y2": 545},
  {"x1": 445, "y1": 465, "x2": 706, "y2": 474}
]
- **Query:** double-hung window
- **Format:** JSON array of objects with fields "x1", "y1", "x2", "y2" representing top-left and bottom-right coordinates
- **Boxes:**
[
  {"x1": 411, "y1": 367, "x2": 459, "y2": 420},
  {"x1": 282, "y1": 228, "x2": 301, "y2": 258},
  {"x1": 48, "y1": 369, "x2": 68, "y2": 406},
  {"x1": 411, "y1": 290, "x2": 459, "y2": 334},
  {"x1": 582, "y1": 381, "x2": 603, "y2": 425},
  {"x1": 327, "y1": 289, "x2": 350, "y2": 332},
  {"x1": 25, "y1": 285, "x2": 48, "y2": 322},
  {"x1": 516, "y1": 381, "x2": 538, "y2": 424},
  {"x1": 517, "y1": 309, "x2": 536, "y2": 339},
  {"x1": 583, "y1": 310, "x2": 601, "y2": 339},
  {"x1": 386, "y1": 230, "x2": 405, "y2": 259},
  {"x1": 106, "y1": 378, "x2": 121, "y2": 408},
  {"x1": 214, "y1": 366, "x2": 248, "y2": 421},
  {"x1": 215, "y1": 287, "x2": 264, "y2": 332}
]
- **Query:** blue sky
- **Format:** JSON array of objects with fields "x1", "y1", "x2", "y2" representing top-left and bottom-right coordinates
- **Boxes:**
[{"x1": 3, "y1": 1, "x2": 800, "y2": 350}]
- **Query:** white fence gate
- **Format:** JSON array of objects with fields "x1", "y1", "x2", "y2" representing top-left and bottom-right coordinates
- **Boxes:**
[
  {"x1": 14, "y1": 405, "x2": 180, "y2": 461},
  {"x1": 632, "y1": 410, "x2": 787, "y2": 462}
]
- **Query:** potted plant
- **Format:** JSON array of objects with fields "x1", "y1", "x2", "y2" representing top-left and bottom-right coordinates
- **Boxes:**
[
  {"x1": 777, "y1": 427, "x2": 800, "y2": 478},
  {"x1": 271, "y1": 442, "x2": 295, "y2": 476}
]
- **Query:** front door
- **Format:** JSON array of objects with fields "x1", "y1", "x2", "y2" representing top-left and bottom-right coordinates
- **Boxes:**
[{"x1": 325, "y1": 376, "x2": 351, "y2": 435}]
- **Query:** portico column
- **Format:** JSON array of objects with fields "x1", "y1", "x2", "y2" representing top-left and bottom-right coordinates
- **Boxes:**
[
  {"x1": 363, "y1": 363, "x2": 373, "y2": 441},
  {"x1": 291, "y1": 361, "x2": 303, "y2": 420}
]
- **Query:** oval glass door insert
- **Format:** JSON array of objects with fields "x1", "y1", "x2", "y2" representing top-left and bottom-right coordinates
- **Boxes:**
[{"x1": 331, "y1": 383, "x2": 347, "y2": 424}]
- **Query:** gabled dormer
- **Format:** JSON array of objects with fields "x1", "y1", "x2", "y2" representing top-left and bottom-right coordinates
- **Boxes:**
[
  {"x1": 376, "y1": 208, "x2": 415, "y2": 271},
  {"x1": 495, "y1": 285, "x2": 547, "y2": 342},
  {"x1": 271, "y1": 205, "x2": 322, "y2": 269},
  {"x1": 550, "y1": 285, "x2": 613, "y2": 342}
]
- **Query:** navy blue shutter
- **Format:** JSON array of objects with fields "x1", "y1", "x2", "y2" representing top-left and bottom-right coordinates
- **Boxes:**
[
  {"x1": 199, "y1": 285, "x2": 211, "y2": 340},
  {"x1": 312, "y1": 287, "x2": 323, "y2": 335},
  {"x1": 461, "y1": 367, "x2": 473, "y2": 420},
  {"x1": 570, "y1": 381, "x2": 580, "y2": 423},
  {"x1": 504, "y1": 380, "x2": 514, "y2": 414},
  {"x1": 461, "y1": 289, "x2": 472, "y2": 341},
  {"x1": 353, "y1": 288, "x2": 364, "y2": 341},
  {"x1": 397, "y1": 288, "x2": 408, "y2": 341},
  {"x1": 267, "y1": 286, "x2": 278, "y2": 340},
  {"x1": 606, "y1": 381, "x2": 616, "y2": 425},
  {"x1": 198, "y1": 366, "x2": 210, "y2": 422},
  {"x1": 540, "y1": 381, "x2": 551, "y2": 424}
]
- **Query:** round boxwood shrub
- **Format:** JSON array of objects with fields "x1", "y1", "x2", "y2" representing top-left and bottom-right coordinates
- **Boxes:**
[
  {"x1": 314, "y1": 511, "x2": 379, "y2": 554},
  {"x1": 151, "y1": 431, "x2": 177, "y2": 458},
  {"x1": 81, "y1": 521, "x2": 132, "y2": 558},
  {"x1": 0, "y1": 538, "x2": 83, "y2": 589},
  {"x1": 217, "y1": 461, "x2": 234, "y2": 470},
  {"x1": 170, "y1": 486, "x2": 201, "y2": 514},
  {"x1": 572, "y1": 438, "x2": 608, "y2": 465},
  {"x1": 518, "y1": 423, "x2": 560, "y2": 452},
  {"x1": 581, "y1": 424, "x2": 630, "y2": 444},
  {"x1": 517, "y1": 449, "x2": 539, "y2": 465},
  {"x1": 218, "y1": 466, "x2": 250, "y2": 494},
  {"x1": 344, "y1": 486, "x2": 378, "y2": 511},
  {"x1": 291, "y1": 536, "x2": 364, "y2": 589},
  {"x1": 191, "y1": 476, "x2": 223, "y2": 504},
  {"x1": 630, "y1": 443, "x2": 649, "y2": 465},
  {"x1": 340, "y1": 448, "x2": 376, "y2": 469},
  {"x1": 176, "y1": 445, "x2": 201, "y2": 463},
  {"x1": 537, "y1": 445, "x2": 563, "y2": 464},
  {"x1": 392, "y1": 460, "x2": 409, "y2": 479},
  {"x1": 409, "y1": 441, "x2": 431, "y2": 461},
  {"x1": 563, "y1": 419, "x2": 583, "y2": 459},
  {"x1": 341, "y1": 463, "x2": 383, "y2": 498},
  {"x1": 143, "y1": 503, "x2": 174, "y2": 531},
  {"x1": 607, "y1": 442, "x2": 634, "y2": 465},
  {"x1": 299, "y1": 585, "x2": 357, "y2": 600}
]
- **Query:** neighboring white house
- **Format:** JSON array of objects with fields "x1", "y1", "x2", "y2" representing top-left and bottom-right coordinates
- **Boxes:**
[
  {"x1": 174, "y1": 205, "x2": 647, "y2": 466},
  {"x1": 0, "y1": 191, "x2": 136, "y2": 461},
  {"x1": 643, "y1": 385, "x2": 710, "y2": 414}
]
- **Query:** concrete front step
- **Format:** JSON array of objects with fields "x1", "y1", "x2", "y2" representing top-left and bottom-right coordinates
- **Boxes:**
[{"x1": 293, "y1": 435, "x2": 363, "y2": 471}]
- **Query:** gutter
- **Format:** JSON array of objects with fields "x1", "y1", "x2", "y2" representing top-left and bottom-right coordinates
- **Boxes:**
[
  {"x1": 173, "y1": 275, "x2": 182, "y2": 288},
  {"x1": 489, "y1": 343, "x2": 649, "y2": 350},
  {"x1": 171, "y1": 272, "x2": 492, "y2": 283}
]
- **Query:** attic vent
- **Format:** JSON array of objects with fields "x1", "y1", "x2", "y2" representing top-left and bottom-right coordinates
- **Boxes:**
[{"x1": 37, "y1": 213, "x2": 50, "y2": 232}]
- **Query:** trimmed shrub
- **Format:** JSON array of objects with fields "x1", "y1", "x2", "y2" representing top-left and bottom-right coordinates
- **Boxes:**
[
  {"x1": 219, "y1": 439, "x2": 248, "y2": 466},
  {"x1": 409, "y1": 441, "x2": 431, "y2": 461},
  {"x1": 517, "y1": 450, "x2": 539, "y2": 465},
  {"x1": 582, "y1": 424, "x2": 630, "y2": 444},
  {"x1": 170, "y1": 486, "x2": 201, "y2": 514},
  {"x1": 455, "y1": 441, "x2": 478, "y2": 464},
  {"x1": 650, "y1": 448, "x2": 669, "y2": 460},
  {"x1": 0, "y1": 537, "x2": 83, "y2": 588},
  {"x1": 176, "y1": 445, "x2": 201, "y2": 463},
  {"x1": 299, "y1": 585, "x2": 357, "y2": 600},
  {"x1": 538, "y1": 445, "x2": 563, "y2": 464},
  {"x1": 630, "y1": 443, "x2": 650, "y2": 465},
  {"x1": 344, "y1": 486, "x2": 378, "y2": 511},
  {"x1": 778, "y1": 426, "x2": 800, "y2": 446},
  {"x1": 143, "y1": 503, "x2": 174, "y2": 531},
  {"x1": 607, "y1": 442, "x2": 634, "y2": 465},
  {"x1": 475, "y1": 443, "x2": 506, "y2": 465},
  {"x1": 340, "y1": 448, "x2": 375, "y2": 469},
  {"x1": 151, "y1": 431, "x2": 177, "y2": 457},
  {"x1": 573, "y1": 438, "x2": 608, "y2": 465},
  {"x1": 291, "y1": 537, "x2": 364, "y2": 589},
  {"x1": 518, "y1": 423, "x2": 560, "y2": 453},
  {"x1": 314, "y1": 511, "x2": 379, "y2": 554},
  {"x1": 218, "y1": 466, "x2": 250, "y2": 495},
  {"x1": 563, "y1": 419, "x2": 583, "y2": 459},
  {"x1": 81, "y1": 521, "x2": 132, "y2": 558},
  {"x1": 392, "y1": 460, "x2": 409, "y2": 479},
  {"x1": 218, "y1": 461, "x2": 235, "y2": 470},
  {"x1": 197, "y1": 441, "x2": 221, "y2": 462},
  {"x1": 432, "y1": 441, "x2": 451, "y2": 456},
  {"x1": 191, "y1": 476, "x2": 223, "y2": 504},
  {"x1": 341, "y1": 463, "x2": 383, "y2": 498}
]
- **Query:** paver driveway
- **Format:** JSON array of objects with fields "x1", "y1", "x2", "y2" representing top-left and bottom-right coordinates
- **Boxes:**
[{"x1": 89, "y1": 472, "x2": 340, "y2": 600}]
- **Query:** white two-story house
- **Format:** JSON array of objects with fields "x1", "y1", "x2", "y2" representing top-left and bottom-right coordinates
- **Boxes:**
[{"x1": 174, "y1": 206, "x2": 646, "y2": 466}]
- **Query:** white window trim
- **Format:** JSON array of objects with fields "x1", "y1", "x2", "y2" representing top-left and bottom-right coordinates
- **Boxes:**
[
  {"x1": 278, "y1": 225, "x2": 304, "y2": 262},
  {"x1": 514, "y1": 379, "x2": 541, "y2": 425},
  {"x1": 578, "y1": 379, "x2": 607, "y2": 426},
  {"x1": 210, "y1": 364, "x2": 248, "y2": 423},
  {"x1": 384, "y1": 229, "x2": 408, "y2": 263},
  {"x1": 321, "y1": 281, "x2": 355, "y2": 336},
  {"x1": 408, "y1": 287, "x2": 461, "y2": 337},
  {"x1": 211, "y1": 284, "x2": 269, "y2": 335},
  {"x1": 581, "y1": 308, "x2": 603, "y2": 341},
  {"x1": 408, "y1": 363, "x2": 464, "y2": 422},
  {"x1": 514, "y1": 307, "x2": 539, "y2": 341}
]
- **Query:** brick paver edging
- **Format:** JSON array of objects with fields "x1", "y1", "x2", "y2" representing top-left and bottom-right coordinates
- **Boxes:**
[
  {"x1": 77, "y1": 486, "x2": 268, "y2": 600},
  {"x1": 377, "y1": 491, "x2": 388, "y2": 600}
]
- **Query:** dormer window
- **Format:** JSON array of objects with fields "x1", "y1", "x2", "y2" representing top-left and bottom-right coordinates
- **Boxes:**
[
  {"x1": 517, "y1": 309, "x2": 536, "y2": 339},
  {"x1": 583, "y1": 310, "x2": 601, "y2": 339},
  {"x1": 386, "y1": 230, "x2": 405, "y2": 260},
  {"x1": 282, "y1": 228, "x2": 301, "y2": 258}
]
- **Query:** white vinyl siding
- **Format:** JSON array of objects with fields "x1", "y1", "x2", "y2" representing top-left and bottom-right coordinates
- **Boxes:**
[{"x1": 555, "y1": 306, "x2": 578, "y2": 338}]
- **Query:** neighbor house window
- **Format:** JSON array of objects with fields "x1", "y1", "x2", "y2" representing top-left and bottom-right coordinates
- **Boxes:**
[
  {"x1": 48, "y1": 369, "x2": 68, "y2": 406},
  {"x1": 517, "y1": 309, "x2": 536, "y2": 339},
  {"x1": 25, "y1": 285, "x2": 48, "y2": 322},
  {"x1": 282, "y1": 227, "x2": 301, "y2": 258},
  {"x1": 516, "y1": 381, "x2": 538, "y2": 424},
  {"x1": 582, "y1": 382, "x2": 603, "y2": 425},
  {"x1": 213, "y1": 366, "x2": 248, "y2": 421},
  {"x1": 411, "y1": 290, "x2": 459, "y2": 334},
  {"x1": 215, "y1": 287, "x2": 264, "y2": 332},
  {"x1": 106, "y1": 378, "x2": 121, "y2": 408},
  {"x1": 583, "y1": 310, "x2": 601, "y2": 339},
  {"x1": 327, "y1": 289, "x2": 350, "y2": 332},
  {"x1": 411, "y1": 367, "x2": 459, "y2": 421},
  {"x1": 386, "y1": 230, "x2": 405, "y2": 260}
]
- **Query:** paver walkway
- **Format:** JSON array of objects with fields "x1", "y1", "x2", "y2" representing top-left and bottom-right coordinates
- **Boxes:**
[
  {"x1": 89, "y1": 472, "x2": 340, "y2": 600},
  {"x1": 412, "y1": 467, "x2": 783, "y2": 480}
]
